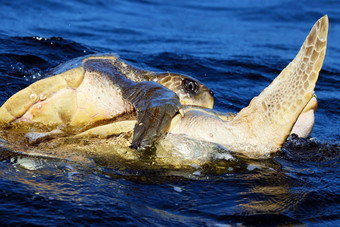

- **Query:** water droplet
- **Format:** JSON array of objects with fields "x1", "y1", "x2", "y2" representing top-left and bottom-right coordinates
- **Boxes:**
[
  {"x1": 15, "y1": 62, "x2": 25, "y2": 72},
  {"x1": 34, "y1": 36, "x2": 43, "y2": 41},
  {"x1": 173, "y1": 186, "x2": 182, "y2": 192},
  {"x1": 27, "y1": 68, "x2": 43, "y2": 81},
  {"x1": 247, "y1": 164, "x2": 260, "y2": 171},
  {"x1": 193, "y1": 170, "x2": 201, "y2": 176},
  {"x1": 191, "y1": 164, "x2": 199, "y2": 169}
]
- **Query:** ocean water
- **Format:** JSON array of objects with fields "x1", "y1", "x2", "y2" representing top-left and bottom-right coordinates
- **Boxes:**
[{"x1": 0, "y1": 0, "x2": 339, "y2": 226}]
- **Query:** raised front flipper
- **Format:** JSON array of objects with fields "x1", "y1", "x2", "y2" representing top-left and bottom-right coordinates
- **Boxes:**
[
  {"x1": 83, "y1": 59, "x2": 183, "y2": 148},
  {"x1": 231, "y1": 15, "x2": 328, "y2": 152}
]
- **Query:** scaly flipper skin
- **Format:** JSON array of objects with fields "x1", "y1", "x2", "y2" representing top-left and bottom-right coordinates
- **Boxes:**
[
  {"x1": 231, "y1": 15, "x2": 328, "y2": 150},
  {"x1": 83, "y1": 59, "x2": 182, "y2": 148}
]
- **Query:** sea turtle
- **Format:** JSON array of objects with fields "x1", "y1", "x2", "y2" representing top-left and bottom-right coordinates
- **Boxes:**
[
  {"x1": 0, "y1": 54, "x2": 214, "y2": 147},
  {"x1": 0, "y1": 16, "x2": 328, "y2": 159},
  {"x1": 47, "y1": 54, "x2": 214, "y2": 109}
]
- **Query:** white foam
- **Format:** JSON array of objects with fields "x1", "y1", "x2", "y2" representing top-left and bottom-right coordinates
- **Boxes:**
[{"x1": 173, "y1": 186, "x2": 182, "y2": 192}]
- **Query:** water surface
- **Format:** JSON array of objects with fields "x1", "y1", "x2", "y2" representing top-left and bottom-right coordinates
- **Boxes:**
[{"x1": 0, "y1": 0, "x2": 339, "y2": 226}]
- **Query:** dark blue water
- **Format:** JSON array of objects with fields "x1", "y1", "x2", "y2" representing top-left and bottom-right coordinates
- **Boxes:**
[{"x1": 0, "y1": 0, "x2": 339, "y2": 226}]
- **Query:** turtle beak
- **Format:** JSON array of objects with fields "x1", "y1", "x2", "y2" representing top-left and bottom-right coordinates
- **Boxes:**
[
  {"x1": 179, "y1": 90, "x2": 214, "y2": 109},
  {"x1": 200, "y1": 88, "x2": 214, "y2": 109},
  {"x1": 192, "y1": 87, "x2": 214, "y2": 109}
]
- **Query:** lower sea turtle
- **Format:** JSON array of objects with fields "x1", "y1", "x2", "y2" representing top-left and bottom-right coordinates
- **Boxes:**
[{"x1": 0, "y1": 16, "x2": 328, "y2": 161}]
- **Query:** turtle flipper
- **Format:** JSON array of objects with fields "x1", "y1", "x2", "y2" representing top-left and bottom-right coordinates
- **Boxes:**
[
  {"x1": 231, "y1": 15, "x2": 328, "y2": 150},
  {"x1": 290, "y1": 96, "x2": 317, "y2": 138},
  {"x1": 127, "y1": 81, "x2": 182, "y2": 148},
  {"x1": 83, "y1": 59, "x2": 182, "y2": 148}
]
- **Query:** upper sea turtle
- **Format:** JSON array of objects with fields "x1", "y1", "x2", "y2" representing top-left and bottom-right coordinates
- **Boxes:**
[
  {"x1": 0, "y1": 54, "x2": 214, "y2": 147},
  {"x1": 47, "y1": 54, "x2": 214, "y2": 108},
  {"x1": 0, "y1": 15, "x2": 328, "y2": 160}
]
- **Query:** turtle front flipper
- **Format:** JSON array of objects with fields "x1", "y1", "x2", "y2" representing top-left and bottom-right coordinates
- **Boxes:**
[
  {"x1": 230, "y1": 15, "x2": 328, "y2": 152},
  {"x1": 83, "y1": 59, "x2": 183, "y2": 148}
]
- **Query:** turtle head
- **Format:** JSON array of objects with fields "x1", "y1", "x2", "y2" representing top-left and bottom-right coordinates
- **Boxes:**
[{"x1": 154, "y1": 73, "x2": 214, "y2": 109}]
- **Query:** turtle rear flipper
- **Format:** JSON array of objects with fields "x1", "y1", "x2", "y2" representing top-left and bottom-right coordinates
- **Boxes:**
[
  {"x1": 83, "y1": 59, "x2": 183, "y2": 148},
  {"x1": 231, "y1": 15, "x2": 328, "y2": 151}
]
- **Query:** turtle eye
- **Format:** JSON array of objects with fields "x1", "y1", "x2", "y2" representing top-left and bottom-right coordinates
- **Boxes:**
[{"x1": 183, "y1": 78, "x2": 199, "y2": 94}]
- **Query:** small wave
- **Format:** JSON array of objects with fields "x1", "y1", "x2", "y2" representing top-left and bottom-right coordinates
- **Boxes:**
[
  {"x1": 281, "y1": 134, "x2": 340, "y2": 162},
  {"x1": 0, "y1": 36, "x2": 94, "y2": 70}
]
